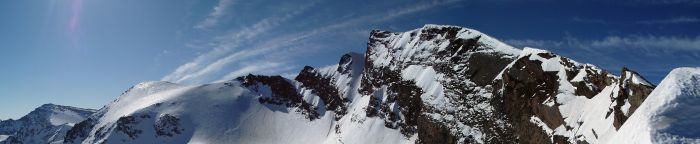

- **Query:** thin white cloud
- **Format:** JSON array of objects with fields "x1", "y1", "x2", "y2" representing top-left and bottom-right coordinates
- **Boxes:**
[
  {"x1": 164, "y1": 27, "x2": 319, "y2": 84},
  {"x1": 508, "y1": 35, "x2": 700, "y2": 50},
  {"x1": 162, "y1": 2, "x2": 318, "y2": 83},
  {"x1": 504, "y1": 39, "x2": 564, "y2": 48},
  {"x1": 195, "y1": 0, "x2": 235, "y2": 29},
  {"x1": 215, "y1": 61, "x2": 296, "y2": 83},
  {"x1": 638, "y1": 17, "x2": 700, "y2": 25},
  {"x1": 377, "y1": 0, "x2": 462, "y2": 22},
  {"x1": 507, "y1": 35, "x2": 700, "y2": 81},
  {"x1": 164, "y1": 0, "x2": 459, "y2": 84},
  {"x1": 171, "y1": 47, "x2": 271, "y2": 83},
  {"x1": 278, "y1": 0, "x2": 462, "y2": 44},
  {"x1": 591, "y1": 35, "x2": 700, "y2": 50}
]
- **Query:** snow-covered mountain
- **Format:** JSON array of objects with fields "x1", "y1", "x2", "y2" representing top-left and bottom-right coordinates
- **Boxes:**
[
  {"x1": 606, "y1": 67, "x2": 700, "y2": 143},
  {"x1": 63, "y1": 55, "x2": 414, "y2": 144},
  {"x1": 62, "y1": 24, "x2": 662, "y2": 144},
  {"x1": 3, "y1": 24, "x2": 697, "y2": 144},
  {"x1": 0, "y1": 104, "x2": 96, "y2": 144}
]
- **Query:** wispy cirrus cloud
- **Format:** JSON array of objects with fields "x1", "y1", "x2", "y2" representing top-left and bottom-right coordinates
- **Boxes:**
[
  {"x1": 162, "y1": 1, "x2": 320, "y2": 83},
  {"x1": 506, "y1": 35, "x2": 700, "y2": 82},
  {"x1": 569, "y1": 16, "x2": 700, "y2": 26},
  {"x1": 271, "y1": 0, "x2": 463, "y2": 45},
  {"x1": 590, "y1": 35, "x2": 700, "y2": 50},
  {"x1": 215, "y1": 61, "x2": 296, "y2": 83},
  {"x1": 195, "y1": 0, "x2": 235, "y2": 29},
  {"x1": 377, "y1": 0, "x2": 462, "y2": 22},
  {"x1": 507, "y1": 35, "x2": 700, "y2": 51},
  {"x1": 505, "y1": 39, "x2": 565, "y2": 48},
  {"x1": 163, "y1": 0, "x2": 461, "y2": 84},
  {"x1": 638, "y1": 17, "x2": 700, "y2": 25}
]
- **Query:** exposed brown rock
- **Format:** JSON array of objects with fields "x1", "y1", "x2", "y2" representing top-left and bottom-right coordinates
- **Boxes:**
[
  {"x1": 116, "y1": 116, "x2": 143, "y2": 140},
  {"x1": 236, "y1": 74, "x2": 319, "y2": 119},
  {"x1": 612, "y1": 67, "x2": 655, "y2": 129},
  {"x1": 363, "y1": 28, "x2": 518, "y2": 143},
  {"x1": 358, "y1": 62, "x2": 424, "y2": 136},
  {"x1": 465, "y1": 53, "x2": 515, "y2": 86},
  {"x1": 501, "y1": 54, "x2": 566, "y2": 144},
  {"x1": 154, "y1": 114, "x2": 183, "y2": 137},
  {"x1": 64, "y1": 118, "x2": 97, "y2": 143},
  {"x1": 571, "y1": 66, "x2": 615, "y2": 99},
  {"x1": 390, "y1": 80, "x2": 423, "y2": 136},
  {"x1": 417, "y1": 115, "x2": 458, "y2": 144},
  {"x1": 419, "y1": 26, "x2": 461, "y2": 41},
  {"x1": 337, "y1": 54, "x2": 354, "y2": 74},
  {"x1": 295, "y1": 66, "x2": 348, "y2": 119},
  {"x1": 537, "y1": 53, "x2": 556, "y2": 59}
]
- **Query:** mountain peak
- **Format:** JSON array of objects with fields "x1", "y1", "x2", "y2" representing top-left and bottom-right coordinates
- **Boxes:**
[
  {"x1": 336, "y1": 52, "x2": 363, "y2": 75},
  {"x1": 609, "y1": 67, "x2": 700, "y2": 143},
  {"x1": 621, "y1": 67, "x2": 654, "y2": 87},
  {"x1": 37, "y1": 103, "x2": 62, "y2": 109},
  {"x1": 36, "y1": 103, "x2": 92, "y2": 111},
  {"x1": 0, "y1": 104, "x2": 95, "y2": 143},
  {"x1": 20, "y1": 103, "x2": 96, "y2": 126}
]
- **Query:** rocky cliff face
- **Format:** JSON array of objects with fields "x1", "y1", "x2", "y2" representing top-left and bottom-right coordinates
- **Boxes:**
[
  {"x1": 495, "y1": 48, "x2": 655, "y2": 143},
  {"x1": 58, "y1": 25, "x2": 658, "y2": 144},
  {"x1": 360, "y1": 25, "x2": 521, "y2": 143},
  {"x1": 612, "y1": 68, "x2": 656, "y2": 130},
  {"x1": 355, "y1": 25, "x2": 655, "y2": 143}
]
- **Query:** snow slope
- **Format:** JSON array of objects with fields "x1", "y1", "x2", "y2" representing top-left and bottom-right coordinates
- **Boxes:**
[
  {"x1": 0, "y1": 135, "x2": 8, "y2": 142},
  {"x1": 607, "y1": 67, "x2": 700, "y2": 143},
  {"x1": 66, "y1": 53, "x2": 412, "y2": 144}
]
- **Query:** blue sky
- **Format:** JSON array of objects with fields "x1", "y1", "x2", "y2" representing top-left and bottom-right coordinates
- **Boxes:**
[{"x1": 0, "y1": 0, "x2": 698, "y2": 119}]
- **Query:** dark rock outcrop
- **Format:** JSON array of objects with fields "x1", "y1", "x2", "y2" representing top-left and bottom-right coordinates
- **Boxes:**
[
  {"x1": 154, "y1": 114, "x2": 183, "y2": 137},
  {"x1": 612, "y1": 68, "x2": 655, "y2": 129},
  {"x1": 362, "y1": 25, "x2": 520, "y2": 143},
  {"x1": 64, "y1": 117, "x2": 98, "y2": 143},
  {"x1": 571, "y1": 65, "x2": 615, "y2": 99},
  {"x1": 295, "y1": 66, "x2": 348, "y2": 119},
  {"x1": 500, "y1": 54, "x2": 565, "y2": 144},
  {"x1": 115, "y1": 116, "x2": 143, "y2": 140},
  {"x1": 236, "y1": 74, "x2": 319, "y2": 119}
]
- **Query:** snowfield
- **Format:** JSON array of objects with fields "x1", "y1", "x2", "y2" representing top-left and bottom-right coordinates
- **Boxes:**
[
  {"x1": 69, "y1": 53, "x2": 413, "y2": 144},
  {"x1": 607, "y1": 67, "x2": 700, "y2": 144},
  {"x1": 0, "y1": 135, "x2": 8, "y2": 142}
]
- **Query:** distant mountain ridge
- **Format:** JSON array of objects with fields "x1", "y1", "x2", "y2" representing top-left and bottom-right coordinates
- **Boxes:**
[
  {"x1": 2, "y1": 24, "x2": 698, "y2": 144},
  {"x1": 0, "y1": 104, "x2": 95, "y2": 144}
]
